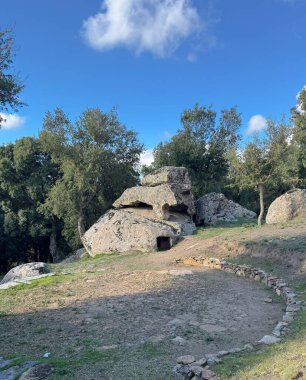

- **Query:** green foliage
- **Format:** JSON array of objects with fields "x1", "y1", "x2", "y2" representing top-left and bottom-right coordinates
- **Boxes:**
[
  {"x1": 0, "y1": 28, "x2": 25, "y2": 124},
  {"x1": 291, "y1": 86, "x2": 306, "y2": 187},
  {"x1": 0, "y1": 138, "x2": 62, "y2": 271},
  {"x1": 40, "y1": 107, "x2": 144, "y2": 249},
  {"x1": 228, "y1": 118, "x2": 299, "y2": 224},
  {"x1": 150, "y1": 103, "x2": 241, "y2": 196}
]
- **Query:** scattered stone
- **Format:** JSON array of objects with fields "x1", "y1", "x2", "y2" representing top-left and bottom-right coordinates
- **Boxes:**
[
  {"x1": 176, "y1": 355, "x2": 196, "y2": 365},
  {"x1": 283, "y1": 312, "x2": 294, "y2": 322},
  {"x1": 259, "y1": 335, "x2": 281, "y2": 345},
  {"x1": 244, "y1": 344, "x2": 254, "y2": 351},
  {"x1": 266, "y1": 189, "x2": 306, "y2": 224},
  {"x1": 229, "y1": 347, "x2": 243, "y2": 353},
  {"x1": 217, "y1": 350, "x2": 229, "y2": 357},
  {"x1": 264, "y1": 297, "x2": 273, "y2": 303},
  {"x1": 201, "y1": 368, "x2": 217, "y2": 379},
  {"x1": 147, "y1": 335, "x2": 165, "y2": 343},
  {"x1": 272, "y1": 322, "x2": 288, "y2": 337},
  {"x1": 171, "y1": 336, "x2": 186, "y2": 346},
  {"x1": 193, "y1": 358, "x2": 207, "y2": 367},
  {"x1": 189, "y1": 365, "x2": 204, "y2": 376}
]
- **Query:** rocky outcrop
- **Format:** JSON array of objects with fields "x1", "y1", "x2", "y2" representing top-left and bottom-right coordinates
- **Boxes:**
[
  {"x1": 266, "y1": 189, "x2": 306, "y2": 224},
  {"x1": 195, "y1": 193, "x2": 256, "y2": 226},
  {"x1": 83, "y1": 167, "x2": 196, "y2": 256},
  {"x1": 0, "y1": 262, "x2": 48, "y2": 285}
]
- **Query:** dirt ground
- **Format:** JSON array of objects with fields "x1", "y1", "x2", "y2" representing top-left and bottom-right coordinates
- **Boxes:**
[{"x1": 0, "y1": 220, "x2": 305, "y2": 379}]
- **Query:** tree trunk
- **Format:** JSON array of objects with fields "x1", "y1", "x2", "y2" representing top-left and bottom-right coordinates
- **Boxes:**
[
  {"x1": 49, "y1": 223, "x2": 63, "y2": 263},
  {"x1": 78, "y1": 209, "x2": 92, "y2": 255},
  {"x1": 258, "y1": 183, "x2": 264, "y2": 227}
]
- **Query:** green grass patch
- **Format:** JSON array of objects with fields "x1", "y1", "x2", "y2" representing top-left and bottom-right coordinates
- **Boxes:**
[{"x1": 195, "y1": 219, "x2": 257, "y2": 240}]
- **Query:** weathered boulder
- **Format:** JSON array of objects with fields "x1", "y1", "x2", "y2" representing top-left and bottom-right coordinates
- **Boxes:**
[
  {"x1": 83, "y1": 209, "x2": 182, "y2": 256},
  {"x1": 0, "y1": 262, "x2": 48, "y2": 285},
  {"x1": 141, "y1": 166, "x2": 191, "y2": 187},
  {"x1": 84, "y1": 166, "x2": 196, "y2": 256},
  {"x1": 113, "y1": 183, "x2": 195, "y2": 220},
  {"x1": 266, "y1": 189, "x2": 306, "y2": 224},
  {"x1": 195, "y1": 192, "x2": 256, "y2": 226}
]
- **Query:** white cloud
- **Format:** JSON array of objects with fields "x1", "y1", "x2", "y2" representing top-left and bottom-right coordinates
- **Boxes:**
[
  {"x1": 140, "y1": 149, "x2": 154, "y2": 166},
  {"x1": 82, "y1": 0, "x2": 202, "y2": 57},
  {"x1": 246, "y1": 115, "x2": 267, "y2": 135},
  {"x1": 0, "y1": 113, "x2": 26, "y2": 130}
]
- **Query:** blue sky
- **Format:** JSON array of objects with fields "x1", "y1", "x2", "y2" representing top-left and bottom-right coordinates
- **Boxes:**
[{"x1": 0, "y1": 0, "x2": 305, "y2": 163}]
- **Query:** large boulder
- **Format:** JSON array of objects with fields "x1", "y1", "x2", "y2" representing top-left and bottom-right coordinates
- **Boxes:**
[
  {"x1": 195, "y1": 192, "x2": 256, "y2": 226},
  {"x1": 113, "y1": 183, "x2": 195, "y2": 220},
  {"x1": 141, "y1": 166, "x2": 191, "y2": 187},
  {"x1": 0, "y1": 262, "x2": 48, "y2": 285},
  {"x1": 83, "y1": 209, "x2": 182, "y2": 255},
  {"x1": 266, "y1": 189, "x2": 306, "y2": 224},
  {"x1": 83, "y1": 166, "x2": 196, "y2": 256}
]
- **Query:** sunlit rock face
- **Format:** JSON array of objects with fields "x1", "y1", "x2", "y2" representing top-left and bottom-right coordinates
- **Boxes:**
[
  {"x1": 266, "y1": 189, "x2": 306, "y2": 224},
  {"x1": 83, "y1": 166, "x2": 196, "y2": 256}
]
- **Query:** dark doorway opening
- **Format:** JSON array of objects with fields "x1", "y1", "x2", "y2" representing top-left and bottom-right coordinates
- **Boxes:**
[{"x1": 157, "y1": 236, "x2": 171, "y2": 251}]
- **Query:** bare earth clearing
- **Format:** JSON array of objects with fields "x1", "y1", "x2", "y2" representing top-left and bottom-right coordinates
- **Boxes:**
[{"x1": 0, "y1": 219, "x2": 305, "y2": 379}]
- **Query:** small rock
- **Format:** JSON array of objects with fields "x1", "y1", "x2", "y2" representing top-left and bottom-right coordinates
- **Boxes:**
[
  {"x1": 42, "y1": 353, "x2": 50, "y2": 358},
  {"x1": 259, "y1": 335, "x2": 281, "y2": 344},
  {"x1": 190, "y1": 365, "x2": 204, "y2": 376},
  {"x1": 217, "y1": 350, "x2": 229, "y2": 357},
  {"x1": 193, "y1": 357, "x2": 207, "y2": 367},
  {"x1": 171, "y1": 336, "x2": 186, "y2": 346},
  {"x1": 244, "y1": 344, "x2": 254, "y2": 351},
  {"x1": 283, "y1": 312, "x2": 294, "y2": 322},
  {"x1": 229, "y1": 347, "x2": 243, "y2": 353},
  {"x1": 177, "y1": 355, "x2": 196, "y2": 365},
  {"x1": 264, "y1": 297, "x2": 273, "y2": 303},
  {"x1": 201, "y1": 368, "x2": 216, "y2": 379}
]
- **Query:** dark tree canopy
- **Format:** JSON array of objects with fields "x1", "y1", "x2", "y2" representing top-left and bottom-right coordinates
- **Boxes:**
[
  {"x1": 0, "y1": 138, "x2": 61, "y2": 272},
  {"x1": 40, "y1": 107, "x2": 144, "y2": 251},
  {"x1": 149, "y1": 103, "x2": 241, "y2": 196},
  {"x1": 0, "y1": 28, "x2": 25, "y2": 125},
  {"x1": 291, "y1": 87, "x2": 306, "y2": 187},
  {"x1": 228, "y1": 119, "x2": 298, "y2": 225}
]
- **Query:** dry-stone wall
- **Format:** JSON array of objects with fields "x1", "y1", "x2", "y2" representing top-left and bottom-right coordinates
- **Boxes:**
[{"x1": 172, "y1": 257, "x2": 302, "y2": 380}]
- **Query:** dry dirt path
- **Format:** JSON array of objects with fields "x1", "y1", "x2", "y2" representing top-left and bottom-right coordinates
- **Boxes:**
[{"x1": 0, "y1": 237, "x2": 287, "y2": 379}]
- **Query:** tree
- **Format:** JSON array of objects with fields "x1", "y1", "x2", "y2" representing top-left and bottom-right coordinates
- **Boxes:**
[
  {"x1": 0, "y1": 28, "x2": 25, "y2": 125},
  {"x1": 291, "y1": 86, "x2": 306, "y2": 187},
  {"x1": 228, "y1": 119, "x2": 298, "y2": 226},
  {"x1": 0, "y1": 138, "x2": 61, "y2": 272},
  {"x1": 39, "y1": 107, "x2": 144, "y2": 252},
  {"x1": 150, "y1": 104, "x2": 241, "y2": 196}
]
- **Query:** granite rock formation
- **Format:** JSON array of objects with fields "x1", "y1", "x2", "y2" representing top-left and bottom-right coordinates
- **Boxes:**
[
  {"x1": 83, "y1": 167, "x2": 196, "y2": 256},
  {"x1": 266, "y1": 189, "x2": 306, "y2": 224},
  {"x1": 195, "y1": 192, "x2": 256, "y2": 226}
]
